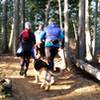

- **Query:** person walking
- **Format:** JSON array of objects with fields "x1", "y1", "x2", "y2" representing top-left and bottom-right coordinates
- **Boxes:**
[
  {"x1": 34, "y1": 22, "x2": 45, "y2": 59},
  {"x1": 40, "y1": 18, "x2": 64, "y2": 84},
  {"x1": 17, "y1": 21, "x2": 36, "y2": 76}
]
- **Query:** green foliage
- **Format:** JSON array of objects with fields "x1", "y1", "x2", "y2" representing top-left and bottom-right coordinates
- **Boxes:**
[
  {"x1": 0, "y1": 1, "x2": 2, "y2": 32},
  {"x1": 25, "y1": 0, "x2": 48, "y2": 30},
  {"x1": 0, "y1": 0, "x2": 99, "y2": 53},
  {"x1": 90, "y1": 1, "x2": 100, "y2": 50},
  {"x1": 68, "y1": 0, "x2": 79, "y2": 38},
  {"x1": 68, "y1": 19, "x2": 75, "y2": 38},
  {"x1": 49, "y1": 0, "x2": 59, "y2": 23}
]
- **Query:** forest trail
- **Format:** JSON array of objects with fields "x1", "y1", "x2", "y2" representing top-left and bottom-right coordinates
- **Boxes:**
[{"x1": 0, "y1": 56, "x2": 100, "y2": 100}]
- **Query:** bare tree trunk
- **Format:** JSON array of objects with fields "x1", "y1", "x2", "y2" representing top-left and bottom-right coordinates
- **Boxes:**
[
  {"x1": 1, "y1": 0, "x2": 8, "y2": 53},
  {"x1": 64, "y1": 0, "x2": 71, "y2": 69},
  {"x1": 85, "y1": 0, "x2": 93, "y2": 61},
  {"x1": 13, "y1": 0, "x2": 20, "y2": 55},
  {"x1": 72, "y1": 21, "x2": 78, "y2": 41},
  {"x1": 9, "y1": 23, "x2": 14, "y2": 49},
  {"x1": 77, "y1": 0, "x2": 85, "y2": 60},
  {"x1": 20, "y1": 0, "x2": 25, "y2": 31},
  {"x1": 92, "y1": 0, "x2": 98, "y2": 59},
  {"x1": 58, "y1": 0, "x2": 63, "y2": 29},
  {"x1": 45, "y1": 0, "x2": 51, "y2": 25},
  {"x1": 76, "y1": 59, "x2": 100, "y2": 81}
]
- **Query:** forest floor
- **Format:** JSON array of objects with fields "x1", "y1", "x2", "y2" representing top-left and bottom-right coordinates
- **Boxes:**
[{"x1": 0, "y1": 55, "x2": 100, "y2": 100}]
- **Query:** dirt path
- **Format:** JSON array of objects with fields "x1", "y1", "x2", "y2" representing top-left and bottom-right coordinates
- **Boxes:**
[{"x1": 0, "y1": 56, "x2": 100, "y2": 100}]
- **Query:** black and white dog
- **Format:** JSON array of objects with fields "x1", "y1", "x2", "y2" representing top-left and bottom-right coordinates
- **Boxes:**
[{"x1": 33, "y1": 59, "x2": 62, "y2": 91}]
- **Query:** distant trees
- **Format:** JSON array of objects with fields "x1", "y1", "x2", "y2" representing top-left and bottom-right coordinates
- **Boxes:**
[
  {"x1": 93, "y1": 0, "x2": 98, "y2": 58},
  {"x1": 2, "y1": 0, "x2": 8, "y2": 53},
  {"x1": 0, "y1": 0, "x2": 99, "y2": 65},
  {"x1": 45, "y1": 0, "x2": 51, "y2": 25},
  {"x1": 20, "y1": 0, "x2": 25, "y2": 30},
  {"x1": 57, "y1": 0, "x2": 63, "y2": 29}
]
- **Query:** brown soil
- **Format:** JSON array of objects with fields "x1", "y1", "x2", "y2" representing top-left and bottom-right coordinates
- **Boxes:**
[{"x1": 0, "y1": 56, "x2": 100, "y2": 100}]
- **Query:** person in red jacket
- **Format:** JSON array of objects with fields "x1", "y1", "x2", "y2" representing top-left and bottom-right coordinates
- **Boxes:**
[{"x1": 18, "y1": 22, "x2": 36, "y2": 76}]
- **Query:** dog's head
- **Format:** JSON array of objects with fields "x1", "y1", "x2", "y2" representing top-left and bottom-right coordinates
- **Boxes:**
[{"x1": 34, "y1": 59, "x2": 48, "y2": 71}]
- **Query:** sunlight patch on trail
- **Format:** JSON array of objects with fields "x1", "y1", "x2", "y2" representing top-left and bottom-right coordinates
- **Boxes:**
[{"x1": 50, "y1": 85, "x2": 71, "y2": 90}]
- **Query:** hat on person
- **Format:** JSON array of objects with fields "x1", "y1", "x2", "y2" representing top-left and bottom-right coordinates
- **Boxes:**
[{"x1": 25, "y1": 22, "x2": 31, "y2": 29}]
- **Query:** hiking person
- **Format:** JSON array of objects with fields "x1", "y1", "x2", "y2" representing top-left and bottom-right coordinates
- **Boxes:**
[
  {"x1": 34, "y1": 22, "x2": 45, "y2": 59},
  {"x1": 40, "y1": 18, "x2": 64, "y2": 84},
  {"x1": 17, "y1": 21, "x2": 36, "y2": 76}
]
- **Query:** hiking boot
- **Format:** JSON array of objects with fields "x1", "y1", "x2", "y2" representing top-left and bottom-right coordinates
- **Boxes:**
[
  {"x1": 19, "y1": 68, "x2": 24, "y2": 76},
  {"x1": 19, "y1": 71, "x2": 24, "y2": 76},
  {"x1": 24, "y1": 72, "x2": 27, "y2": 77}
]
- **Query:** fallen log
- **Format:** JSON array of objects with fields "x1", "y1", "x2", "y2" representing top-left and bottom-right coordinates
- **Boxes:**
[{"x1": 76, "y1": 59, "x2": 100, "y2": 81}]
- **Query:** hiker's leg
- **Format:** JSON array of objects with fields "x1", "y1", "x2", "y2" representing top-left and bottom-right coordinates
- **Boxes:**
[
  {"x1": 40, "y1": 42, "x2": 45, "y2": 58},
  {"x1": 50, "y1": 47, "x2": 58, "y2": 70},
  {"x1": 45, "y1": 47, "x2": 53, "y2": 71},
  {"x1": 34, "y1": 45, "x2": 40, "y2": 59},
  {"x1": 45, "y1": 47, "x2": 58, "y2": 71},
  {"x1": 45, "y1": 47, "x2": 58, "y2": 85},
  {"x1": 20, "y1": 56, "x2": 25, "y2": 75},
  {"x1": 24, "y1": 56, "x2": 30, "y2": 76}
]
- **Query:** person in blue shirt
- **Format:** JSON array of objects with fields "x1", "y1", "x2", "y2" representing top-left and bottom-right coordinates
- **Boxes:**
[{"x1": 40, "y1": 18, "x2": 64, "y2": 72}]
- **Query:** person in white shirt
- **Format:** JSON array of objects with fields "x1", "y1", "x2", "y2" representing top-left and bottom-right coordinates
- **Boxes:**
[{"x1": 34, "y1": 22, "x2": 45, "y2": 59}]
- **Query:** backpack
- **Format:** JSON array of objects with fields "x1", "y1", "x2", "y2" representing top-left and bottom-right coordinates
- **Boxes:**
[{"x1": 21, "y1": 29, "x2": 30, "y2": 41}]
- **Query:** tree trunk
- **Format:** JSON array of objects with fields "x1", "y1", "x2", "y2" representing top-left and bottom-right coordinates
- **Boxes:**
[
  {"x1": 72, "y1": 21, "x2": 78, "y2": 41},
  {"x1": 45, "y1": 0, "x2": 51, "y2": 25},
  {"x1": 13, "y1": 0, "x2": 20, "y2": 55},
  {"x1": 64, "y1": 0, "x2": 72, "y2": 69},
  {"x1": 76, "y1": 59, "x2": 100, "y2": 81},
  {"x1": 20, "y1": 0, "x2": 25, "y2": 31},
  {"x1": 9, "y1": 22, "x2": 14, "y2": 49},
  {"x1": 58, "y1": 0, "x2": 63, "y2": 29},
  {"x1": 85, "y1": 0, "x2": 93, "y2": 61},
  {"x1": 92, "y1": 0, "x2": 98, "y2": 59},
  {"x1": 77, "y1": 0, "x2": 85, "y2": 60},
  {"x1": 2, "y1": 0, "x2": 8, "y2": 53}
]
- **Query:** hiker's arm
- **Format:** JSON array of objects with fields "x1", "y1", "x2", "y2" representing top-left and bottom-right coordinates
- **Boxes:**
[
  {"x1": 40, "y1": 31, "x2": 46, "y2": 42},
  {"x1": 32, "y1": 33, "x2": 36, "y2": 46}
]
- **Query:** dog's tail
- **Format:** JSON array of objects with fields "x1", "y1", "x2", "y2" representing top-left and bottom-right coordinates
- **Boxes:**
[{"x1": 49, "y1": 67, "x2": 63, "y2": 76}]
